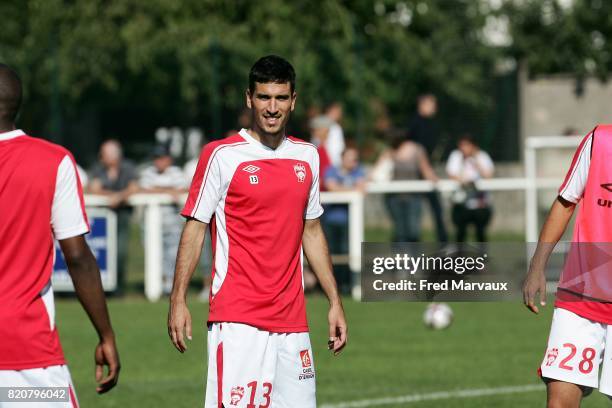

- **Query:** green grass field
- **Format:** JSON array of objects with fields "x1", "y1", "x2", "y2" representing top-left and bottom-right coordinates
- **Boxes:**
[
  {"x1": 57, "y1": 297, "x2": 611, "y2": 407},
  {"x1": 53, "y1": 226, "x2": 611, "y2": 407}
]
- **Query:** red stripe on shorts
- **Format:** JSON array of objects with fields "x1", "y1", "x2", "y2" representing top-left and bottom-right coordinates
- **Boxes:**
[
  {"x1": 217, "y1": 342, "x2": 223, "y2": 408},
  {"x1": 69, "y1": 384, "x2": 79, "y2": 408}
]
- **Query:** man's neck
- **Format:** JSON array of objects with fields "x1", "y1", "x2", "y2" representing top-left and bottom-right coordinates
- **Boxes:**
[{"x1": 248, "y1": 127, "x2": 285, "y2": 150}]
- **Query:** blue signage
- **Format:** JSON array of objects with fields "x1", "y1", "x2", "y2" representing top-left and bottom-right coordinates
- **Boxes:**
[{"x1": 52, "y1": 208, "x2": 117, "y2": 291}]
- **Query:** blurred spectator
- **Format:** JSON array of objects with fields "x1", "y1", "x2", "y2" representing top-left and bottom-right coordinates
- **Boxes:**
[
  {"x1": 376, "y1": 131, "x2": 438, "y2": 242},
  {"x1": 140, "y1": 144, "x2": 188, "y2": 295},
  {"x1": 446, "y1": 135, "x2": 494, "y2": 242},
  {"x1": 562, "y1": 127, "x2": 579, "y2": 136},
  {"x1": 325, "y1": 102, "x2": 346, "y2": 167},
  {"x1": 309, "y1": 115, "x2": 333, "y2": 189},
  {"x1": 89, "y1": 139, "x2": 138, "y2": 294},
  {"x1": 323, "y1": 146, "x2": 366, "y2": 294},
  {"x1": 307, "y1": 104, "x2": 322, "y2": 121},
  {"x1": 407, "y1": 94, "x2": 448, "y2": 242},
  {"x1": 237, "y1": 108, "x2": 251, "y2": 130}
]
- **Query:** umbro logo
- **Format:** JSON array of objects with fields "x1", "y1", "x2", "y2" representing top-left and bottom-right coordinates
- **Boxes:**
[
  {"x1": 598, "y1": 183, "x2": 612, "y2": 208},
  {"x1": 243, "y1": 165, "x2": 260, "y2": 174}
]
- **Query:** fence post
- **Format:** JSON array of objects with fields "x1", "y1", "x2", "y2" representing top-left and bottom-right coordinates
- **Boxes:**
[{"x1": 144, "y1": 202, "x2": 163, "y2": 301}]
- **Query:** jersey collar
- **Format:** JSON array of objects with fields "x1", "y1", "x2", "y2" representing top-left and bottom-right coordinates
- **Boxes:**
[
  {"x1": 0, "y1": 129, "x2": 25, "y2": 141},
  {"x1": 239, "y1": 128, "x2": 286, "y2": 152}
]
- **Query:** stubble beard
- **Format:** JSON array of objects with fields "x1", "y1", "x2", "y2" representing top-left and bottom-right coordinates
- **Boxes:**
[{"x1": 255, "y1": 115, "x2": 288, "y2": 139}]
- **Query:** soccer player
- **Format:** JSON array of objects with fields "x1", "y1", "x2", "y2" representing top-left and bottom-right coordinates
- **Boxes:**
[
  {"x1": 168, "y1": 55, "x2": 347, "y2": 407},
  {"x1": 523, "y1": 125, "x2": 612, "y2": 407},
  {"x1": 0, "y1": 64, "x2": 120, "y2": 406}
]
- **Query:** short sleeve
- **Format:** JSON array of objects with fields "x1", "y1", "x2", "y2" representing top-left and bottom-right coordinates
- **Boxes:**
[
  {"x1": 324, "y1": 166, "x2": 339, "y2": 182},
  {"x1": 122, "y1": 161, "x2": 138, "y2": 183},
  {"x1": 139, "y1": 167, "x2": 156, "y2": 189},
  {"x1": 445, "y1": 150, "x2": 463, "y2": 177},
  {"x1": 181, "y1": 144, "x2": 224, "y2": 223},
  {"x1": 52, "y1": 155, "x2": 90, "y2": 240},
  {"x1": 171, "y1": 167, "x2": 189, "y2": 189},
  {"x1": 89, "y1": 163, "x2": 105, "y2": 180},
  {"x1": 476, "y1": 151, "x2": 494, "y2": 174},
  {"x1": 305, "y1": 151, "x2": 324, "y2": 220},
  {"x1": 559, "y1": 132, "x2": 592, "y2": 203},
  {"x1": 355, "y1": 165, "x2": 366, "y2": 180}
]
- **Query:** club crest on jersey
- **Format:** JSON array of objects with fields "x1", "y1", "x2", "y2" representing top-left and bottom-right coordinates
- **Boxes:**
[
  {"x1": 294, "y1": 163, "x2": 306, "y2": 183},
  {"x1": 545, "y1": 348, "x2": 559, "y2": 366},
  {"x1": 230, "y1": 386, "x2": 244, "y2": 405},
  {"x1": 243, "y1": 164, "x2": 260, "y2": 174}
]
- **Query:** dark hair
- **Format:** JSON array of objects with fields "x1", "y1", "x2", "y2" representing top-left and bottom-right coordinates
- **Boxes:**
[
  {"x1": 457, "y1": 133, "x2": 474, "y2": 143},
  {"x1": 387, "y1": 128, "x2": 409, "y2": 150},
  {"x1": 0, "y1": 64, "x2": 22, "y2": 123},
  {"x1": 341, "y1": 143, "x2": 359, "y2": 157},
  {"x1": 417, "y1": 93, "x2": 436, "y2": 103},
  {"x1": 249, "y1": 55, "x2": 296, "y2": 94}
]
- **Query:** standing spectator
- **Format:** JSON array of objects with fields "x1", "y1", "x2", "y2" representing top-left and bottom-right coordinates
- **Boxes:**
[
  {"x1": 408, "y1": 93, "x2": 448, "y2": 242},
  {"x1": 377, "y1": 131, "x2": 438, "y2": 242},
  {"x1": 140, "y1": 144, "x2": 188, "y2": 294},
  {"x1": 325, "y1": 102, "x2": 346, "y2": 167},
  {"x1": 323, "y1": 146, "x2": 366, "y2": 294},
  {"x1": 310, "y1": 115, "x2": 333, "y2": 189},
  {"x1": 89, "y1": 139, "x2": 138, "y2": 295},
  {"x1": 446, "y1": 135, "x2": 494, "y2": 242}
]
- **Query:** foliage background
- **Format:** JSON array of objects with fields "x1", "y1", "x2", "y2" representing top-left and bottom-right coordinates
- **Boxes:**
[{"x1": 1, "y1": 0, "x2": 609, "y2": 163}]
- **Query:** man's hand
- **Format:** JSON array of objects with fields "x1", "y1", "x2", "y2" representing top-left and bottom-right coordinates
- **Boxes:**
[
  {"x1": 94, "y1": 336, "x2": 120, "y2": 394},
  {"x1": 108, "y1": 193, "x2": 123, "y2": 209},
  {"x1": 522, "y1": 197, "x2": 575, "y2": 314},
  {"x1": 302, "y1": 218, "x2": 348, "y2": 356},
  {"x1": 60, "y1": 235, "x2": 120, "y2": 394},
  {"x1": 168, "y1": 300, "x2": 192, "y2": 353},
  {"x1": 523, "y1": 267, "x2": 547, "y2": 314},
  {"x1": 327, "y1": 303, "x2": 347, "y2": 355}
]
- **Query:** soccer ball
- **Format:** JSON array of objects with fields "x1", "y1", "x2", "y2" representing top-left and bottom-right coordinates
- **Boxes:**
[{"x1": 423, "y1": 303, "x2": 453, "y2": 330}]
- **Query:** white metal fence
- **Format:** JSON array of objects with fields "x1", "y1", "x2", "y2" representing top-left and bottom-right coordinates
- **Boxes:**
[{"x1": 81, "y1": 135, "x2": 581, "y2": 301}]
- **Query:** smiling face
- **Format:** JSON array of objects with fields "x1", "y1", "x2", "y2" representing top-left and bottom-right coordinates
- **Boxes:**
[{"x1": 246, "y1": 81, "x2": 296, "y2": 137}]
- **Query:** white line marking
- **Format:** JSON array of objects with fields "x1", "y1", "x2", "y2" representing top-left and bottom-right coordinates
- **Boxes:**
[{"x1": 320, "y1": 384, "x2": 545, "y2": 408}]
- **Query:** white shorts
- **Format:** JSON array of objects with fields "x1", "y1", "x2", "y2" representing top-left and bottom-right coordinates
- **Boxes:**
[
  {"x1": 204, "y1": 322, "x2": 316, "y2": 408},
  {"x1": 541, "y1": 308, "x2": 612, "y2": 395},
  {"x1": 0, "y1": 364, "x2": 78, "y2": 407}
]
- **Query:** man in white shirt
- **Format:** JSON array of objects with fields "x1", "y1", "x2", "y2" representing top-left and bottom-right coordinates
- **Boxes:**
[{"x1": 140, "y1": 144, "x2": 188, "y2": 294}]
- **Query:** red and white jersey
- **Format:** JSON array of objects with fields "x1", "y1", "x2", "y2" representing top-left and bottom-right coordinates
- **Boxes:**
[
  {"x1": 556, "y1": 127, "x2": 612, "y2": 324},
  {"x1": 558, "y1": 131, "x2": 592, "y2": 205},
  {"x1": 182, "y1": 129, "x2": 323, "y2": 333},
  {"x1": 0, "y1": 130, "x2": 89, "y2": 370}
]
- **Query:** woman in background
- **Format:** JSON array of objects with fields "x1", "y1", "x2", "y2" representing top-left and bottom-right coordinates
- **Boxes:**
[{"x1": 446, "y1": 135, "x2": 494, "y2": 242}]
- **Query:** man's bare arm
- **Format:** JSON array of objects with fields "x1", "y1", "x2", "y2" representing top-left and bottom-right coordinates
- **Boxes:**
[
  {"x1": 302, "y1": 218, "x2": 347, "y2": 355},
  {"x1": 168, "y1": 218, "x2": 207, "y2": 353},
  {"x1": 523, "y1": 196, "x2": 576, "y2": 314},
  {"x1": 88, "y1": 179, "x2": 138, "y2": 208},
  {"x1": 59, "y1": 236, "x2": 120, "y2": 394}
]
